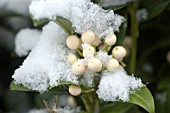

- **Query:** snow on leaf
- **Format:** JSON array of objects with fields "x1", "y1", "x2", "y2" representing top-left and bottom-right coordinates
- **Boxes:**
[
  {"x1": 29, "y1": 0, "x2": 124, "y2": 38},
  {"x1": 97, "y1": 67, "x2": 143, "y2": 102},
  {"x1": 12, "y1": 21, "x2": 78, "y2": 93}
]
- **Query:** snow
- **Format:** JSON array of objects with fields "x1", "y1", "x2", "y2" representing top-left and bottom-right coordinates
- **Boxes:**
[
  {"x1": 80, "y1": 69, "x2": 95, "y2": 87},
  {"x1": 97, "y1": 67, "x2": 143, "y2": 102},
  {"x1": 29, "y1": 0, "x2": 86, "y2": 20},
  {"x1": 15, "y1": 28, "x2": 41, "y2": 57},
  {"x1": 95, "y1": 51, "x2": 111, "y2": 67},
  {"x1": 28, "y1": 107, "x2": 81, "y2": 113},
  {"x1": 28, "y1": 109, "x2": 47, "y2": 113},
  {"x1": 54, "y1": 106, "x2": 81, "y2": 113},
  {"x1": 12, "y1": 22, "x2": 78, "y2": 92},
  {"x1": 136, "y1": 8, "x2": 148, "y2": 22},
  {"x1": 29, "y1": 0, "x2": 124, "y2": 38},
  {"x1": 99, "y1": 0, "x2": 134, "y2": 7}
]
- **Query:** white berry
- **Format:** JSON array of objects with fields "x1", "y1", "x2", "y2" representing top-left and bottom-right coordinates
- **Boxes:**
[
  {"x1": 67, "y1": 54, "x2": 77, "y2": 64},
  {"x1": 112, "y1": 46, "x2": 126, "y2": 61},
  {"x1": 88, "y1": 58, "x2": 102, "y2": 72},
  {"x1": 72, "y1": 61, "x2": 86, "y2": 76},
  {"x1": 69, "y1": 85, "x2": 82, "y2": 96},
  {"x1": 83, "y1": 46, "x2": 95, "y2": 57},
  {"x1": 81, "y1": 30, "x2": 96, "y2": 44},
  {"x1": 107, "y1": 59, "x2": 119, "y2": 72},
  {"x1": 105, "y1": 33, "x2": 117, "y2": 46},
  {"x1": 66, "y1": 35, "x2": 80, "y2": 50},
  {"x1": 92, "y1": 37, "x2": 101, "y2": 46},
  {"x1": 67, "y1": 96, "x2": 77, "y2": 108}
]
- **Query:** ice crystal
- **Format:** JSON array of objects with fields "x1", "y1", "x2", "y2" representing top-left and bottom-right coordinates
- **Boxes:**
[
  {"x1": 28, "y1": 109, "x2": 47, "y2": 113},
  {"x1": 15, "y1": 28, "x2": 41, "y2": 57},
  {"x1": 29, "y1": 0, "x2": 124, "y2": 38},
  {"x1": 54, "y1": 106, "x2": 81, "y2": 113},
  {"x1": 12, "y1": 22, "x2": 78, "y2": 92},
  {"x1": 95, "y1": 50, "x2": 111, "y2": 67},
  {"x1": 99, "y1": 0, "x2": 134, "y2": 7},
  {"x1": 97, "y1": 67, "x2": 143, "y2": 102}
]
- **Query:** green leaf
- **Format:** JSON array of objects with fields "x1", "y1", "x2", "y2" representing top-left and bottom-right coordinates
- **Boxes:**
[
  {"x1": 53, "y1": 16, "x2": 73, "y2": 35},
  {"x1": 115, "y1": 17, "x2": 127, "y2": 46},
  {"x1": 10, "y1": 80, "x2": 68, "y2": 93},
  {"x1": 146, "y1": 0, "x2": 170, "y2": 20},
  {"x1": 100, "y1": 2, "x2": 131, "y2": 11},
  {"x1": 31, "y1": 16, "x2": 73, "y2": 35},
  {"x1": 100, "y1": 102, "x2": 132, "y2": 113},
  {"x1": 10, "y1": 80, "x2": 32, "y2": 92},
  {"x1": 10, "y1": 80, "x2": 94, "y2": 93},
  {"x1": 129, "y1": 86, "x2": 155, "y2": 113},
  {"x1": 31, "y1": 17, "x2": 49, "y2": 27}
]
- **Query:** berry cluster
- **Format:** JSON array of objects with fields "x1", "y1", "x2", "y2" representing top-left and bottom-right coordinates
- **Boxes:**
[{"x1": 66, "y1": 30, "x2": 127, "y2": 96}]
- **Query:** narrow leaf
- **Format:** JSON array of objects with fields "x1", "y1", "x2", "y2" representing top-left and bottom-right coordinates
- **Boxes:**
[{"x1": 129, "y1": 86, "x2": 155, "y2": 113}]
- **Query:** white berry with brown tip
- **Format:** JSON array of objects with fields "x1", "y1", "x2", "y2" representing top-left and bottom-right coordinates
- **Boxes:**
[
  {"x1": 112, "y1": 46, "x2": 126, "y2": 61},
  {"x1": 72, "y1": 61, "x2": 86, "y2": 76},
  {"x1": 69, "y1": 85, "x2": 82, "y2": 96},
  {"x1": 66, "y1": 35, "x2": 80, "y2": 50},
  {"x1": 81, "y1": 30, "x2": 96, "y2": 44},
  {"x1": 67, "y1": 54, "x2": 77, "y2": 64},
  {"x1": 88, "y1": 58, "x2": 102, "y2": 72},
  {"x1": 83, "y1": 45, "x2": 95, "y2": 57},
  {"x1": 105, "y1": 33, "x2": 117, "y2": 46},
  {"x1": 107, "y1": 59, "x2": 119, "y2": 72}
]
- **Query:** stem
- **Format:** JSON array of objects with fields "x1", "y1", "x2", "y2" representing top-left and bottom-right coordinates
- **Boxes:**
[
  {"x1": 82, "y1": 89, "x2": 95, "y2": 93},
  {"x1": 102, "y1": 43, "x2": 109, "y2": 51},
  {"x1": 120, "y1": 61, "x2": 126, "y2": 67},
  {"x1": 76, "y1": 49, "x2": 83, "y2": 57},
  {"x1": 128, "y1": 3, "x2": 139, "y2": 74},
  {"x1": 80, "y1": 96, "x2": 90, "y2": 112}
]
